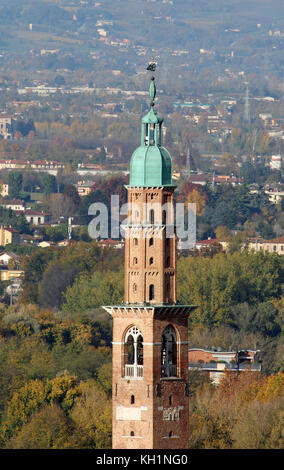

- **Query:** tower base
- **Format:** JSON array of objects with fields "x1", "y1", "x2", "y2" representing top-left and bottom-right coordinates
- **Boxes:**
[{"x1": 103, "y1": 303, "x2": 196, "y2": 449}]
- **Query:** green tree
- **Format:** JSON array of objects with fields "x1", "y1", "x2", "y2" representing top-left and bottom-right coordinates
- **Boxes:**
[
  {"x1": 7, "y1": 404, "x2": 72, "y2": 449},
  {"x1": 8, "y1": 172, "x2": 23, "y2": 199},
  {"x1": 62, "y1": 270, "x2": 124, "y2": 314},
  {"x1": 38, "y1": 261, "x2": 79, "y2": 309},
  {"x1": 42, "y1": 174, "x2": 57, "y2": 196}
]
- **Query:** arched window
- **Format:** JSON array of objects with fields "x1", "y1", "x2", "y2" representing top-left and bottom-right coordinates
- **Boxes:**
[
  {"x1": 149, "y1": 257, "x2": 154, "y2": 265},
  {"x1": 130, "y1": 431, "x2": 135, "y2": 437},
  {"x1": 131, "y1": 395, "x2": 135, "y2": 404},
  {"x1": 161, "y1": 325, "x2": 177, "y2": 378},
  {"x1": 133, "y1": 257, "x2": 138, "y2": 265},
  {"x1": 149, "y1": 209, "x2": 155, "y2": 225},
  {"x1": 124, "y1": 326, "x2": 143, "y2": 378},
  {"x1": 134, "y1": 238, "x2": 138, "y2": 246},
  {"x1": 149, "y1": 237, "x2": 154, "y2": 246},
  {"x1": 133, "y1": 283, "x2": 137, "y2": 293},
  {"x1": 149, "y1": 284, "x2": 154, "y2": 301}
]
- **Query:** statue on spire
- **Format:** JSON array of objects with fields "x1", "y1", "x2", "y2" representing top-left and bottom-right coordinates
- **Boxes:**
[{"x1": 146, "y1": 58, "x2": 156, "y2": 73}]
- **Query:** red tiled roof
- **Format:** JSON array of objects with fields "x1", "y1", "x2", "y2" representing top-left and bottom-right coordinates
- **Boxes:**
[
  {"x1": 196, "y1": 238, "x2": 221, "y2": 245},
  {"x1": 24, "y1": 210, "x2": 50, "y2": 216}
]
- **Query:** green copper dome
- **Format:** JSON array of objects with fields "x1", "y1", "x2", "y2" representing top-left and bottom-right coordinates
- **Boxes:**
[
  {"x1": 130, "y1": 145, "x2": 172, "y2": 186},
  {"x1": 129, "y1": 76, "x2": 173, "y2": 187}
]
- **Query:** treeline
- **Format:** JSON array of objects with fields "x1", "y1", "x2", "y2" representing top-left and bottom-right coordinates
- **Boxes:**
[
  {"x1": 177, "y1": 180, "x2": 280, "y2": 241},
  {"x1": 0, "y1": 242, "x2": 283, "y2": 448},
  {"x1": 180, "y1": 251, "x2": 284, "y2": 373},
  {"x1": 0, "y1": 303, "x2": 112, "y2": 449},
  {"x1": 189, "y1": 370, "x2": 284, "y2": 449},
  {"x1": 21, "y1": 243, "x2": 283, "y2": 373},
  {"x1": 21, "y1": 241, "x2": 124, "y2": 308}
]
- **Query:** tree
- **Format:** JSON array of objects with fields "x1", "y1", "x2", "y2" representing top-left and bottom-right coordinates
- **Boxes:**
[
  {"x1": 21, "y1": 248, "x2": 58, "y2": 304},
  {"x1": 215, "y1": 225, "x2": 232, "y2": 241},
  {"x1": 62, "y1": 184, "x2": 81, "y2": 208},
  {"x1": 42, "y1": 174, "x2": 57, "y2": 196},
  {"x1": 62, "y1": 270, "x2": 124, "y2": 314},
  {"x1": 178, "y1": 251, "x2": 284, "y2": 327},
  {"x1": 186, "y1": 189, "x2": 207, "y2": 216},
  {"x1": 38, "y1": 261, "x2": 79, "y2": 309},
  {"x1": 0, "y1": 372, "x2": 80, "y2": 446},
  {"x1": 7, "y1": 404, "x2": 72, "y2": 449},
  {"x1": 8, "y1": 172, "x2": 23, "y2": 199},
  {"x1": 219, "y1": 152, "x2": 238, "y2": 174},
  {"x1": 48, "y1": 193, "x2": 76, "y2": 219},
  {"x1": 69, "y1": 382, "x2": 112, "y2": 449}
]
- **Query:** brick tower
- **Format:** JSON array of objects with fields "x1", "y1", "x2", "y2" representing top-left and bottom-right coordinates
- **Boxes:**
[{"x1": 103, "y1": 65, "x2": 196, "y2": 449}]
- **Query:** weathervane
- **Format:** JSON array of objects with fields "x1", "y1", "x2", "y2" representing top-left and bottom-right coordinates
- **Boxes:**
[{"x1": 146, "y1": 58, "x2": 157, "y2": 107}]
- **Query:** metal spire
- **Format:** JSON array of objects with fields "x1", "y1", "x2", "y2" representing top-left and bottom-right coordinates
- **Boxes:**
[{"x1": 147, "y1": 58, "x2": 157, "y2": 107}]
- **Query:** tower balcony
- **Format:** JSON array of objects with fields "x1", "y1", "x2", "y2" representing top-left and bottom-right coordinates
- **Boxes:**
[
  {"x1": 124, "y1": 364, "x2": 143, "y2": 378},
  {"x1": 161, "y1": 363, "x2": 177, "y2": 378}
]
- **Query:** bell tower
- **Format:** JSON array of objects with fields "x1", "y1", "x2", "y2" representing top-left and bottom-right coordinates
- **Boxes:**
[{"x1": 103, "y1": 63, "x2": 196, "y2": 449}]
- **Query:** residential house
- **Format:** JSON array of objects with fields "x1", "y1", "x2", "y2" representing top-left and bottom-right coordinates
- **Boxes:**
[
  {"x1": 30, "y1": 160, "x2": 65, "y2": 170},
  {"x1": 0, "y1": 200, "x2": 25, "y2": 212},
  {"x1": 0, "y1": 251, "x2": 21, "y2": 267},
  {"x1": 24, "y1": 210, "x2": 51, "y2": 225},
  {"x1": 38, "y1": 241, "x2": 56, "y2": 248},
  {"x1": 0, "y1": 115, "x2": 16, "y2": 139},
  {"x1": 188, "y1": 347, "x2": 261, "y2": 385},
  {"x1": 0, "y1": 160, "x2": 28, "y2": 170},
  {"x1": 265, "y1": 190, "x2": 284, "y2": 204},
  {"x1": 97, "y1": 238, "x2": 124, "y2": 249},
  {"x1": 0, "y1": 226, "x2": 20, "y2": 246},
  {"x1": 248, "y1": 236, "x2": 284, "y2": 255},
  {"x1": 189, "y1": 174, "x2": 242, "y2": 186},
  {"x1": 75, "y1": 181, "x2": 96, "y2": 196},
  {"x1": 269, "y1": 155, "x2": 282, "y2": 171},
  {"x1": 0, "y1": 182, "x2": 9, "y2": 197},
  {"x1": 20, "y1": 234, "x2": 42, "y2": 245},
  {"x1": 195, "y1": 238, "x2": 227, "y2": 251},
  {"x1": 0, "y1": 269, "x2": 24, "y2": 281}
]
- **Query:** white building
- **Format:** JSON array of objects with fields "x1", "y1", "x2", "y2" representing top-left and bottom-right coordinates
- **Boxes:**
[{"x1": 270, "y1": 155, "x2": 282, "y2": 170}]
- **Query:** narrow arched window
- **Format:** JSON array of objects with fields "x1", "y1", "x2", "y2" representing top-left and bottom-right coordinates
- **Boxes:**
[
  {"x1": 161, "y1": 325, "x2": 177, "y2": 378},
  {"x1": 131, "y1": 395, "x2": 135, "y2": 404},
  {"x1": 149, "y1": 257, "x2": 154, "y2": 265},
  {"x1": 124, "y1": 326, "x2": 143, "y2": 378},
  {"x1": 133, "y1": 257, "x2": 138, "y2": 265},
  {"x1": 150, "y1": 209, "x2": 155, "y2": 225},
  {"x1": 126, "y1": 335, "x2": 134, "y2": 364},
  {"x1": 149, "y1": 284, "x2": 154, "y2": 301},
  {"x1": 134, "y1": 238, "x2": 138, "y2": 246},
  {"x1": 149, "y1": 237, "x2": 154, "y2": 246}
]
